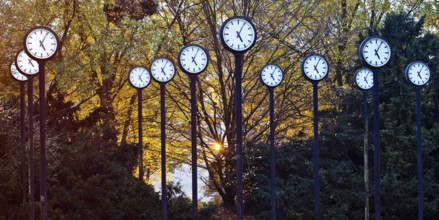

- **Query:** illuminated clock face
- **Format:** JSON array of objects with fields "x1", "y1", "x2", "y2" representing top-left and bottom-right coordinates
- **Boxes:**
[
  {"x1": 128, "y1": 66, "x2": 151, "y2": 89},
  {"x1": 220, "y1": 16, "x2": 256, "y2": 53},
  {"x1": 355, "y1": 68, "x2": 374, "y2": 90},
  {"x1": 301, "y1": 54, "x2": 329, "y2": 81},
  {"x1": 178, "y1": 44, "x2": 209, "y2": 75},
  {"x1": 10, "y1": 62, "x2": 28, "y2": 82},
  {"x1": 15, "y1": 50, "x2": 39, "y2": 76},
  {"x1": 359, "y1": 37, "x2": 391, "y2": 68},
  {"x1": 260, "y1": 64, "x2": 284, "y2": 87},
  {"x1": 150, "y1": 58, "x2": 176, "y2": 83},
  {"x1": 405, "y1": 61, "x2": 430, "y2": 86},
  {"x1": 25, "y1": 26, "x2": 59, "y2": 60}
]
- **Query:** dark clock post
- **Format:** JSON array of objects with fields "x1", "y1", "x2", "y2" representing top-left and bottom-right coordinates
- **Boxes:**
[
  {"x1": 354, "y1": 67, "x2": 374, "y2": 219},
  {"x1": 405, "y1": 61, "x2": 431, "y2": 220},
  {"x1": 151, "y1": 58, "x2": 176, "y2": 220},
  {"x1": 178, "y1": 44, "x2": 209, "y2": 220},
  {"x1": 358, "y1": 36, "x2": 391, "y2": 220},
  {"x1": 10, "y1": 62, "x2": 29, "y2": 203},
  {"x1": 15, "y1": 50, "x2": 39, "y2": 220},
  {"x1": 301, "y1": 54, "x2": 329, "y2": 220},
  {"x1": 259, "y1": 64, "x2": 284, "y2": 220},
  {"x1": 128, "y1": 66, "x2": 152, "y2": 181},
  {"x1": 24, "y1": 26, "x2": 59, "y2": 220},
  {"x1": 219, "y1": 16, "x2": 257, "y2": 220}
]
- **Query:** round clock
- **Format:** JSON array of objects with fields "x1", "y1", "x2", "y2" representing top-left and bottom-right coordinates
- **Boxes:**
[
  {"x1": 15, "y1": 50, "x2": 39, "y2": 76},
  {"x1": 178, "y1": 44, "x2": 209, "y2": 75},
  {"x1": 219, "y1": 16, "x2": 257, "y2": 53},
  {"x1": 150, "y1": 57, "x2": 176, "y2": 83},
  {"x1": 10, "y1": 62, "x2": 28, "y2": 82},
  {"x1": 259, "y1": 63, "x2": 284, "y2": 87},
  {"x1": 405, "y1": 61, "x2": 431, "y2": 87},
  {"x1": 354, "y1": 67, "x2": 374, "y2": 90},
  {"x1": 301, "y1": 54, "x2": 329, "y2": 82},
  {"x1": 358, "y1": 36, "x2": 391, "y2": 68},
  {"x1": 128, "y1": 66, "x2": 151, "y2": 89},
  {"x1": 24, "y1": 26, "x2": 59, "y2": 61}
]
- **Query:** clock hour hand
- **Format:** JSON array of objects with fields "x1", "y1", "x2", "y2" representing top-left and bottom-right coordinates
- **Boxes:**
[
  {"x1": 374, "y1": 49, "x2": 380, "y2": 59},
  {"x1": 39, "y1": 40, "x2": 46, "y2": 51},
  {"x1": 138, "y1": 74, "x2": 143, "y2": 82},
  {"x1": 28, "y1": 59, "x2": 35, "y2": 67},
  {"x1": 364, "y1": 76, "x2": 368, "y2": 84},
  {"x1": 313, "y1": 65, "x2": 319, "y2": 74},
  {"x1": 191, "y1": 57, "x2": 198, "y2": 66},
  {"x1": 236, "y1": 31, "x2": 243, "y2": 42},
  {"x1": 161, "y1": 66, "x2": 167, "y2": 76}
]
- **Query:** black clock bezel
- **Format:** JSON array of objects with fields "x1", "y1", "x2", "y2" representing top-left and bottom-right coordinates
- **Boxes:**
[
  {"x1": 23, "y1": 26, "x2": 60, "y2": 61},
  {"x1": 219, "y1": 16, "x2": 257, "y2": 54},
  {"x1": 10, "y1": 62, "x2": 28, "y2": 82},
  {"x1": 128, "y1": 66, "x2": 151, "y2": 90},
  {"x1": 354, "y1": 67, "x2": 374, "y2": 91},
  {"x1": 15, "y1": 49, "x2": 39, "y2": 76},
  {"x1": 405, "y1": 61, "x2": 431, "y2": 87},
  {"x1": 177, "y1": 44, "x2": 209, "y2": 76},
  {"x1": 259, "y1": 63, "x2": 284, "y2": 88},
  {"x1": 301, "y1": 53, "x2": 330, "y2": 82},
  {"x1": 358, "y1": 36, "x2": 392, "y2": 69},
  {"x1": 150, "y1": 57, "x2": 176, "y2": 84}
]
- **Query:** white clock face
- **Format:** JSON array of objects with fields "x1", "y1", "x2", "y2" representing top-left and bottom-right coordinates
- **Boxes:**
[
  {"x1": 405, "y1": 61, "x2": 430, "y2": 86},
  {"x1": 129, "y1": 66, "x2": 151, "y2": 89},
  {"x1": 25, "y1": 27, "x2": 58, "y2": 60},
  {"x1": 10, "y1": 62, "x2": 28, "y2": 82},
  {"x1": 360, "y1": 37, "x2": 391, "y2": 68},
  {"x1": 301, "y1": 54, "x2": 329, "y2": 81},
  {"x1": 220, "y1": 17, "x2": 256, "y2": 53},
  {"x1": 178, "y1": 45, "x2": 209, "y2": 75},
  {"x1": 260, "y1": 64, "x2": 284, "y2": 87},
  {"x1": 355, "y1": 68, "x2": 374, "y2": 90},
  {"x1": 16, "y1": 50, "x2": 39, "y2": 75},
  {"x1": 150, "y1": 58, "x2": 176, "y2": 83}
]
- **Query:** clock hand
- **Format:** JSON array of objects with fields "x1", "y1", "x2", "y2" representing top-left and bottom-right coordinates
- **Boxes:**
[
  {"x1": 236, "y1": 31, "x2": 243, "y2": 42},
  {"x1": 138, "y1": 74, "x2": 143, "y2": 82},
  {"x1": 161, "y1": 66, "x2": 167, "y2": 76},
  {"x1": 191, "y1": 57, "x2": 198, "y2": 66},
  {"x1": 374, "y1": 41, "x2": 383, "y2": 59},
  {"x1": 364, "y1": 76, "x2": 368, "y2": 84},
  {"x1": 28, "y1": 59, "x2": 35, "y2": 67},
  {"x1": 417, "y1": 66, "x2": 423, "y2": 79},
  {"x1": 313, "y1": 58, "x2": 321, "y2": 74},
  {"x1": 39, "y1": 40, "x2": 47, "y2": 51},
  {"x1": 39, "y1": 32, "x2": 49, "y2": 50}
]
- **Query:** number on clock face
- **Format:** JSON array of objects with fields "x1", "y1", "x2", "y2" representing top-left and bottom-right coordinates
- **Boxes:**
[
  {"x1": 129, "y1": 66, "x2": 151, "y2": 89},
  {"x1": 360, "y1": 37, "x2": 391, "y2": 68},
  {"x1": 25, "y1": 27, "x2": 58, "y2": 60},
  {"x1": 260, "y1": 64, "x2": 283, "y2": 87},
  {"x1": 220, "y1": 17, "x2": 256, "y2": 52},
  {"x1": 355, "y1": 68, "x2": 373, "y2": 90},
  {"x1": 16, "y1": 50, "x2": 39, "y2": 76},
  {"x1": 301, "y1": 54, "x2": 329, "y2": 81},
  {"x1": 150, "y1": 58, "x2": 176, "y2": 83},
  {"x1": 406, "y1": 61, "x2": 430, "y2": 86},
  {"x1": 10, "y1": 62, "x2": 28, "y2": 82},
  {"x1": 178, "y1": 45, "x2": 209, "y2": 75}
]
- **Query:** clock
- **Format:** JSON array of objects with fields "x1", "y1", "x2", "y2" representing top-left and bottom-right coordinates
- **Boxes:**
[
  {"x1": 301, "y1": 54, "x2": 329, "y2": 82},
  {"x1": 24, "y1": 26, "x2": 59, "y2": 61},
  {"x1": 405, "y1": 61, "x2": 431, "y2": 87},
  {"x1": 354, "y1": 68, "x2": 374, "y2": 90},
  {"x1": 150, "y1": 57, "x2": 176, "y2": 83},
  {"x1": 259, "y1": 64, "x2": 284, "y2": 87},
  {"x1": 219, "y1": 16, "x2": 257, "y2": 53},
  {"x1": 10, "y1": 62, "x2": 28, "y2": 82},
  {"x1": 15, "y1": 50, "x2": 39, "y2": 76},
  {"x1": 358, "y1": 36, "x2": 391, "y2": 68},
  {"x1": 178, "y1": 44, "x2": 209, "y2": 76},
  {"x1": 128, "y1": 66, "x2": 151, "y2": 89}
]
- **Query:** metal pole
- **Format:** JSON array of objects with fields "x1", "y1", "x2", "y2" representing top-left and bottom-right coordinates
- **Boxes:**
[
  {"x1": 363, "y1": 90, "x2": 370, "y2": 220},
  {"x1": 190, "y1": 76, "x2": 198, "y2": 220},
  {"x1": 39, "y1": 61, "x2": 48, "y2": 220},
  {"x1": 138, "y1": 90, "x2": 144, "y2": 181},
  {"x1": 234, "y1": 54, "x2": 244, "y2": 220},
  {"x1": 20, "y1": 83, "x2": 28, "y2": 203},
  {"x1": 28, "y1": 77, "x2": 35, "y2": 220},
  {"x1": 312, "y1": 82, "x2": 320, "y2": 220},
  {"x1": 372, "y1": 70, "x2": 381, "y2": 220},
  {"x1": 269, "y1": 88, "x2": 276, "y2": 220},
  {"x1": 416, "y1": 88, "x2": 423, "y2": 220},
  {"x1": 160, "y1": 84, "x2": 167, "y2": 220}
]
